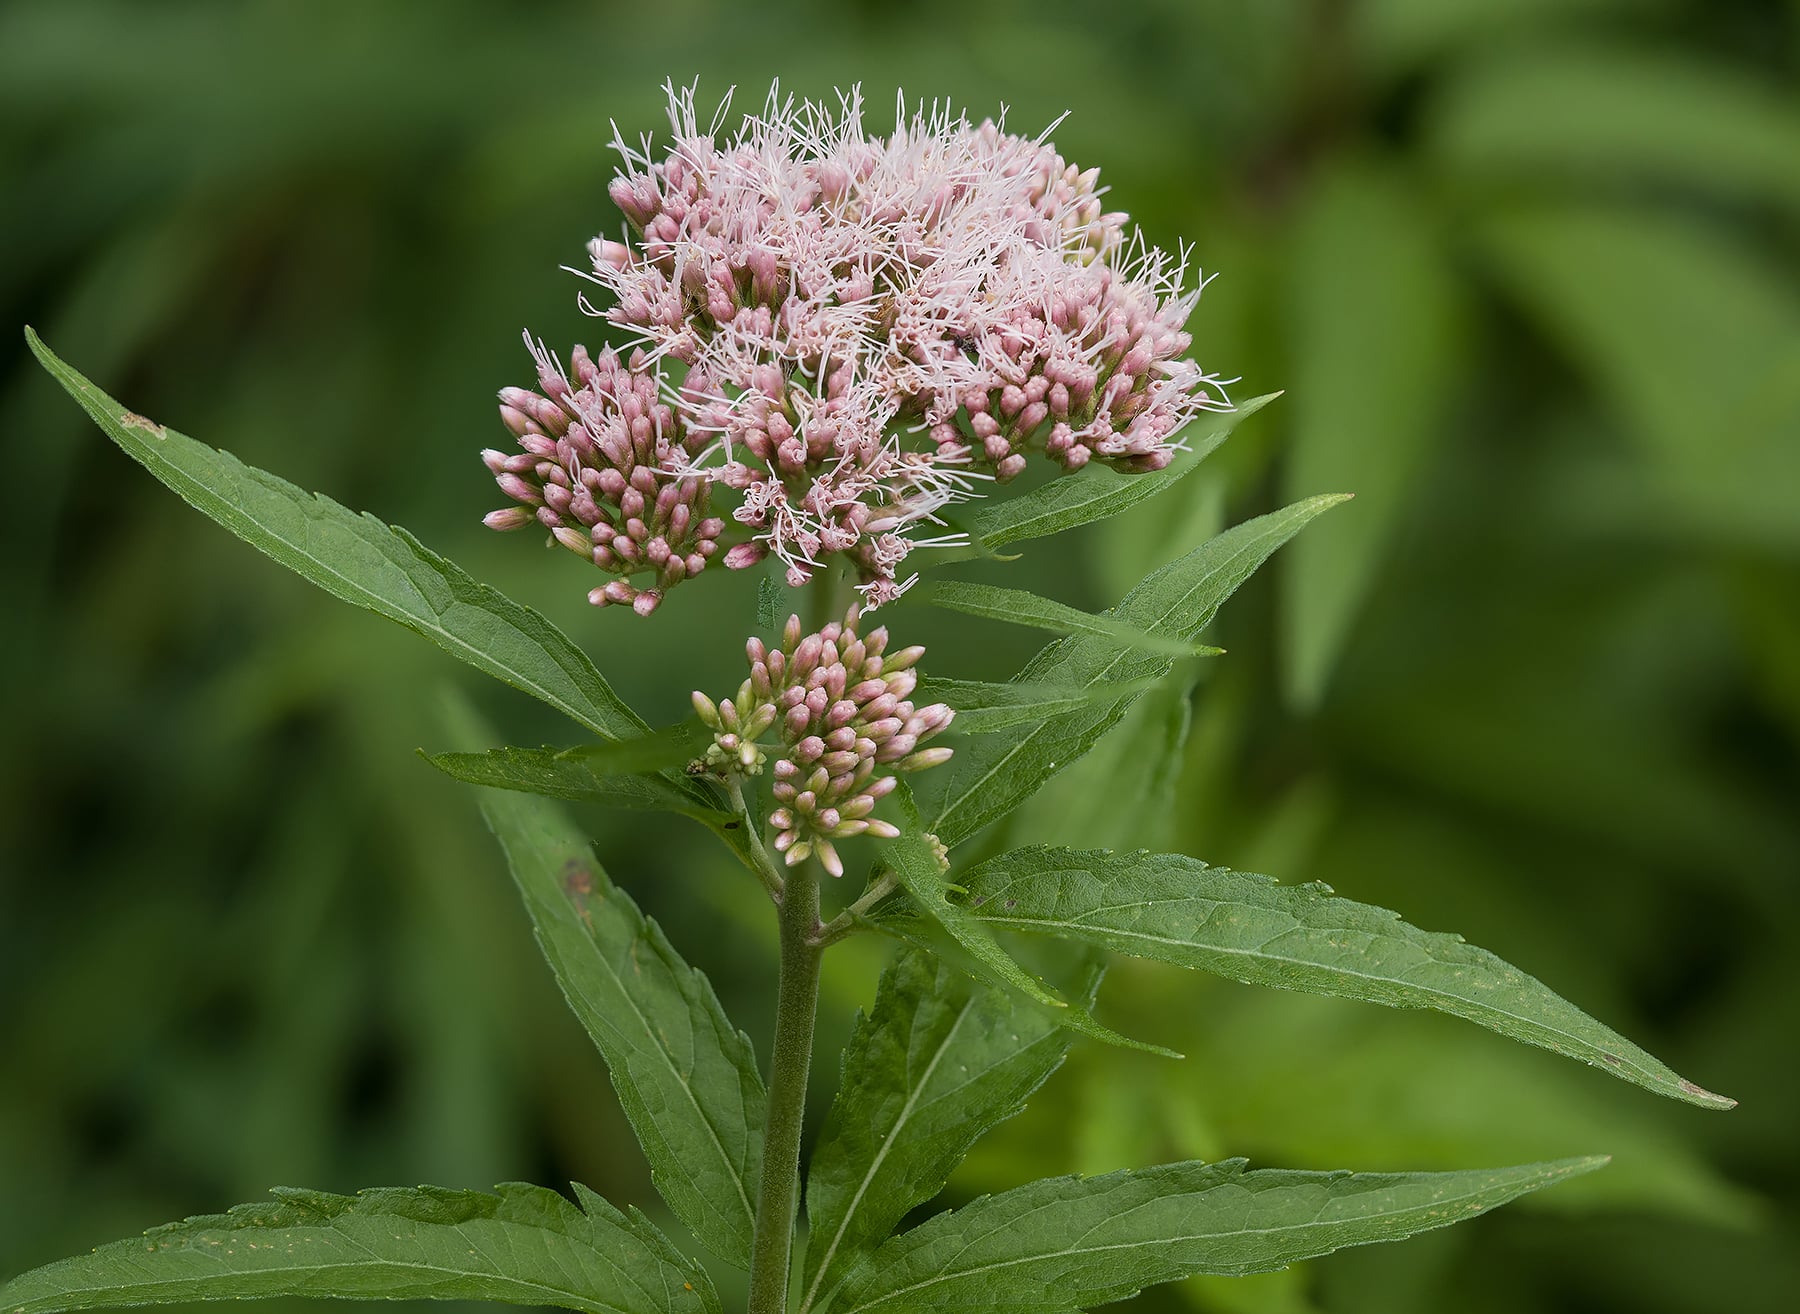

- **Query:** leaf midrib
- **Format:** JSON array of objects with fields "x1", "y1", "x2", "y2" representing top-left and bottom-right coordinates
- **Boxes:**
[
  {"x1": 799, "y1": 995, "x2": 976, "y2": 1314},
  {"x1": 17, "y1": 1234, "x2": 646, "y2": 1314},
  {"x1": 51, "y1": 360, "x2": 632, "y2": 742},
  {"x1": 972, "y1": 894, "x2": 1671, "y2": 1091},
  {"x1": 837, "y1": 1171, "x2": 1549, "y2": 1311},
  {"x1": 977, "y1": 468, "x2": 1138, "y2": 545},
  {"x1": 541, "y1": 906, "x2": 757, "y2": 1244}
]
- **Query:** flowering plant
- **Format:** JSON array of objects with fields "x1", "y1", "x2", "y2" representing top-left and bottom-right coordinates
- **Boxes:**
[{"x1": 8, "y1": 85, "x2": 1730, "y2": 1314}]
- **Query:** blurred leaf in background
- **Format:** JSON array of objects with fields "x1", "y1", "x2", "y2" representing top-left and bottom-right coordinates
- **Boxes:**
[{"x1": 3, "y1": 2, "x2": 1796, "y2": 1312}]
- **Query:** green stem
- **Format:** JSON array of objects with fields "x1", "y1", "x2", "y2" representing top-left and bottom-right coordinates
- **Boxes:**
[
  {"x1": 743, "y1": 570, "x2": 852, "y2": 1312},
  {"x1": 807, "y1": 561, "x2": 848, "y2": 633},
  {"x1": 813, "y1": 868, "x2": 898, "y2": 948},
  {"x1": 726, "y1": 774, "x2": 785, "y2": 901},
  {"x1": 745, "y1": 857, "x2": 823, "y2": 1314}
]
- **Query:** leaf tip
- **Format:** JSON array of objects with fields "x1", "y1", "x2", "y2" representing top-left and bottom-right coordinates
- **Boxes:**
[
  {"x1": 1558, "y1": 1154, "x2": 1612, "y2": 1179},
  {"x1": 1298, "y1": 491, "x2": 1356, "y2": 519},
  {"x1": 1681, "y1": 1080, "x2": 1738, "y2": 1110}
]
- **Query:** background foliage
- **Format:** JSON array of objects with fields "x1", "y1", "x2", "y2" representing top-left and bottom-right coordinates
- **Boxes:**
[{"x1": 3, "y1": 1, "x2": 1795, "y2": 1311}]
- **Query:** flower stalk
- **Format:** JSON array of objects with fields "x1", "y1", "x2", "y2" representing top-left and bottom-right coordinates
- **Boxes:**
[{"x1": 745, "y1": 851, "x2": 823, "y2": 1314}]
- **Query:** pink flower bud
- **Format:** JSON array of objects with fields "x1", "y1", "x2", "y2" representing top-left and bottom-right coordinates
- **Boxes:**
[
  {"x1": 483, "y1": 507, "x2": 535, "y2": 531},
  {"x1": 877, "y1": 733, "x2": 917, "y2": 762},
  {"x1": 885, "y1": 646, "x2": 926, "y2": 673}
]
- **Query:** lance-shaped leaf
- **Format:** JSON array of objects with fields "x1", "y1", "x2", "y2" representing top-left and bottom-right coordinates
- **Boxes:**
[
  {"x1": 916, "y1": 676, "x2": 1164, "y2": 735},
  {"x1": 969, "y1": 394, "x2": 1278, "y2": 549},
  {"x1": 827, "y1": 1156, "x2": 1605, "y2": 1314},
  {"x1": 926, "y1": 495, "x2": 1348, "y2": 847},
  {"x1": 798, "y1": 950, "x2": 1078, "y2": 1313},
  {"x1": 880, "y1": 788, "x2": 1062, "y2": 1014},
  {"x1": 425, "y1": 744, "x2": 723, "y2": 819},
  {"x1": 917, "y1": 580, "x2": 1223, "y2": 658},
  {"x1": 952, "y1": 846, "x2": 1736, "y2": 1110},
  {"x1": 26, "y1": 328, "x2": 645, "y2": 742},
  {"x1": 476, "y1": 777, "x2": 767, "y2": 1266},
  {"x1": 560, "y1": 720, "x2": 714, "y2": 775},
  {"x1": 424, "y1": 745, "x2": 758, "y2": 873},
  {"x1": 877, "y1": 788, "x2": 1170, "y2": 1058},
  {"x1": 0, "y1": 1183, "x2": 717, "y2": 1314}
]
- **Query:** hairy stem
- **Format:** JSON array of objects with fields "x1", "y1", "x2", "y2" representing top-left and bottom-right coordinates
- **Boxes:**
[
  {"x1": 745, "y1": 857, "x2": 823, "y2": 1314},
  {"x1": 743, "y1": 570, "x2": 856, "y2": 1312}
]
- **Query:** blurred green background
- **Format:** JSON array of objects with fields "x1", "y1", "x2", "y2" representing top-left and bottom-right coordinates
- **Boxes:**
[{"x1": 3, "y1": 1, "x2": 1797, "y2": 1311}]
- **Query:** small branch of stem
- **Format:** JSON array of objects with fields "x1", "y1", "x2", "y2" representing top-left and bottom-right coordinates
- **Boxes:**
[
  {"x1": 812, "y1": 868, "x2": 898, "y2": 948},
  {"x1": 744, "y1": 856, "x2": 822, "y2": 1314}
]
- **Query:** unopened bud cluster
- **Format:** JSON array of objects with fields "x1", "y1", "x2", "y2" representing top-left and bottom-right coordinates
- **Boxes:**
[
  {"x1": 926, "y1": 258, "x2": 1204, "y2": 477},
  {"x1": 483, "y1": 342, "x2": 726, "y2": 615},
  {"x1": 485, "y1": 82, "x2": 1232, "y2": 611},
  {"x1": 693, "y1": 609, "x2": 953, "y2": 877}
]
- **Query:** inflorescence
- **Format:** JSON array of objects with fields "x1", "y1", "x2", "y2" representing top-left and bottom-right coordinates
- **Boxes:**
[
  {"x1": 694, "y1": 608, "x2": 953, "y2": 878},
  {"x1": 483, "y1": 82, "x2": 1232, "y2": 614}
]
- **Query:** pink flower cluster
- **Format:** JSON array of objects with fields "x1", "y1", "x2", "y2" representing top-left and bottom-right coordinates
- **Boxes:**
[
  {"x1": 482, "y1": 340, "x2": 725, "y2": 615},
  {"x1": 485, "y1": 83, "x2": 1232, "y2": 610},
  {"x1": 694, "y1": 608, "x2": 954, "y2": 877}
]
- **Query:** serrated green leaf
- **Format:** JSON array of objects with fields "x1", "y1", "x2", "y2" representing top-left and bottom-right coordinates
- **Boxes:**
[
  {"x1": 25, "y1": 328, "x2": 645, "y2": 742},
  {"x1": 798, "y1": 950, "x2": 1077, "y2": 1313},
  {"x1": 1282, "y1": 161, "x2": 1461, "y2": 709},
  {"x1": 951, "y1": 846, "x2": 1734, "y2": 1110},
  {"x1": 925, "y1": 495, "x2": 1348, "y2": 848},
  {"x1": 422, "y1": 744, "x2": 733, "y2": 832},
  {"x1": 880, "y1": 786, "x2": 1063, "y2": 1013},
  {"x1": 919, "y1": 580, "x2": 1224, "y2": 658},
  {"x1": 560, "y1": 720, "x2": 713, "y2": 775},
  {"x1": 468, "y1": 760, "x2": 767, "y2": 1266},
  {"x1": 969, "y1": 395, "x2": 1277, "y2": 549},
  {"x1": 0, "y1": 1183, "x2": 717, "y2": 1314},
  {"x1": 917, "y1": 676, "x2": 1165, "y2": 735},
  {"x1": 877, "y1": 787, "x2": 1170, "y2": 1058},
  {"x1": 829, "y1": 1156, "x2": 1604, "y2": 1313}
]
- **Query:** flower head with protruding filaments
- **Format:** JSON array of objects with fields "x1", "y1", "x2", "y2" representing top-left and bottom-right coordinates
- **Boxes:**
[{"x1": 484, "y1": 81, "x2": 1234, "y2": 610}]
